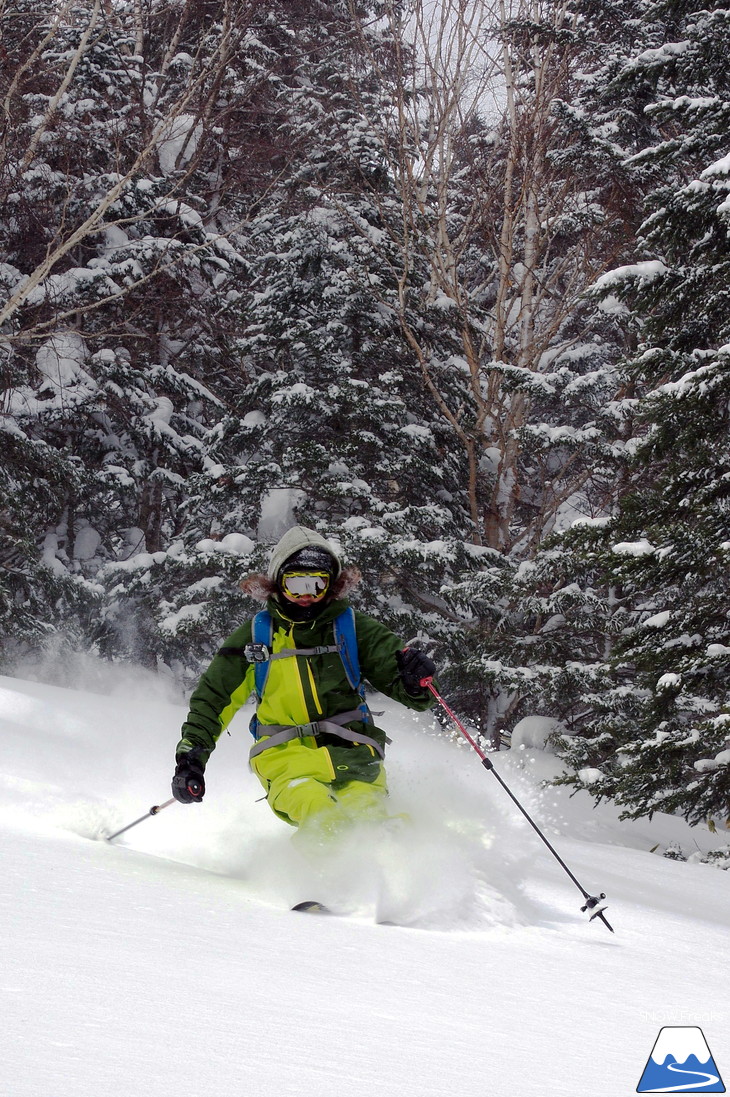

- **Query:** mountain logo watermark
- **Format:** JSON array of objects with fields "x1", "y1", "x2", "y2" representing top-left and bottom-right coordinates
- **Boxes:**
[{"x1": 637, "y1": 1027, "x2": 725, "y2": 1092}]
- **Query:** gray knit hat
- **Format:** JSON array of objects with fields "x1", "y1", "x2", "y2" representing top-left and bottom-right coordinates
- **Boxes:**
[{"x1": 266, "y1": 525, "x2": 342, "y2": 583}]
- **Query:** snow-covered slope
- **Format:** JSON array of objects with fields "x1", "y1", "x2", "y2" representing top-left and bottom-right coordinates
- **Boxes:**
[{"x1": 1, "y1": 671, "x2": 728, "y2": 1097}]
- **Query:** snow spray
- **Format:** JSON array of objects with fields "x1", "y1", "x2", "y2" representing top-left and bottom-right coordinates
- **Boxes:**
[{"x1": 420, "y1": 677, "x2": 615, "y2": 934}]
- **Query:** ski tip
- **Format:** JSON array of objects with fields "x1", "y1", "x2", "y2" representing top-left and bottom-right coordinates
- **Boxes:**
[{"x1": 291, "y1": 900, "x2": 331, "y2": 914}]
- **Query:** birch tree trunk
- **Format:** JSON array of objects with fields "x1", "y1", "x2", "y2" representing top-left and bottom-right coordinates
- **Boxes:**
[{"x1": 351, "y1": 0, "x2": 633, "y2": 556}]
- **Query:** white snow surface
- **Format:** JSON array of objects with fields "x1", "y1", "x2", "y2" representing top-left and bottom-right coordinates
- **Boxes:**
[
  {"x1": 594, "y1": 260, "x2": 669, "y2": 291},
  {"x1": 643, "y1": 611, "x2": 672, "y2": 629},
  {"x1": 156, "y1": 113, "x2": 203, "y2": 176},
  {"x1": 1, "y1": 671, "x2": 729, "y2": 1097},
  {"x1": 35, "y1": 331, "x2": 93, "y2": 392},
  {"x1": 612, "y1": 537, "x2": 657, "y2": 557},
  {"x1": 257, "y1": 487, "x2": 306, "y2": 540}
]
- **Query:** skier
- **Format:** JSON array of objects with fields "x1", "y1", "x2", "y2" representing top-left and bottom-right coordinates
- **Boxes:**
[{"x1": 171, "y1": 525, "x2": 436, "y2": 837}]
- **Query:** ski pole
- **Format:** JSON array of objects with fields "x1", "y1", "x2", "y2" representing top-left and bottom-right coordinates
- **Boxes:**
[
  {"x1": 105, "y1": 798, "x2": 176, "y2": 843},
  {"x1": 421, "y1": 678, "x2": 615, "y2": 934}
]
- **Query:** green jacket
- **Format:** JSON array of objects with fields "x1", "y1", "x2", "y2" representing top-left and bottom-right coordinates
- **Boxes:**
[{"x1": 176, "y1": 595, "x2": 434, "y2": 767}]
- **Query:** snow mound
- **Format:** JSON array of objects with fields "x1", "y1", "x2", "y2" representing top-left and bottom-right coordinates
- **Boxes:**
[{"x1": 511, "y1": 715, "x2": 566, "y2": 752}]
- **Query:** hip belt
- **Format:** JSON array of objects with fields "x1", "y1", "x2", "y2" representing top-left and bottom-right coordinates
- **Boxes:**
[{"x1": 249, "y1": 708, "x2": 386, "y2": 762}]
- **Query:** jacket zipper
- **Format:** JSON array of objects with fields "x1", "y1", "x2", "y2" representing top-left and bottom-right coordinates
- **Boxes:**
[
  {"x1": 306, "y1": 661, "x2": 323, "y2": 716},
  {"x1": 285, "y1": 627, "x2": 309, "y2": 719}
]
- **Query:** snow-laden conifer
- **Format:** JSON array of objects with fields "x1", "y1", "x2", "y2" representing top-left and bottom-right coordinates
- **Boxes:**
[{"x1": 551, "y1": 0, "x2": 730, "y2": 825}]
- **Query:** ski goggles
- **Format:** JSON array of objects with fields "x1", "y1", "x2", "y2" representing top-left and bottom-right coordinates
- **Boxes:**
[{"x1": 280, "y1": 570, "x2": 331, "y2": 600}]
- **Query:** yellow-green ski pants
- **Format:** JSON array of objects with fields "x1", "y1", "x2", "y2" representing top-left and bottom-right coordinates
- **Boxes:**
[{"x1": 250, "y1": 736, "x2": 388, "y2": 831}]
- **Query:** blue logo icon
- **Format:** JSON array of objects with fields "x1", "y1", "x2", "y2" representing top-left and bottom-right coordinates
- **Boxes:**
[{"x1": 637, "y1": 1027, "x2": 725, "y2": 1092}]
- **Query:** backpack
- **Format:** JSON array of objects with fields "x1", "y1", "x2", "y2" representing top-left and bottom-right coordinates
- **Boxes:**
[{"x1": 245, "y1": 606, "x2": 372, "y2": 739}]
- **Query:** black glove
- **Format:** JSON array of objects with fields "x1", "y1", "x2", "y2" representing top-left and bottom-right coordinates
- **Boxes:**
[
  {"x1": 396, "y1": 648, "x2": 436, "y2": 696},
  {"x1": 171, "y1": 756, "x2": 206, "y2": 804}
]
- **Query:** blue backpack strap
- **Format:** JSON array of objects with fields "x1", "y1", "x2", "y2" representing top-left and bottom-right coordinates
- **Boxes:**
[
  {"x1": 251, "y1": 610, "x2": 274, "y2": 701},
  {"x1": 334, "y1": 608, "x2": 372, "y2": 724},
  {"x1": 333, "y1": 607, "x2": 359, "y2": 689},
  {"x1": 247, "y1": 610, "x2": 274, "y2": 741}
]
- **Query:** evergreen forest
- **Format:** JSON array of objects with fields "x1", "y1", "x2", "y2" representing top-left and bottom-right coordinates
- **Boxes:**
[{"x1": 1, "y1": 0, "x2": 728, "y2": 832}]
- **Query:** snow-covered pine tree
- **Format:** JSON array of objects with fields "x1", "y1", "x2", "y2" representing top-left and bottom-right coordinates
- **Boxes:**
[
  {"x1": 99, "y1": 1, "x2": 482, "y2": 684},
  {"x1": 0, "y1": 415, "x2": 100, "y2": 665},
  {"x1": 0, "y1": 1, "x2": 257, "y2": 672},
  {"x1": 553, "y1": 0, "x2": 730, "y2": 825}
]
